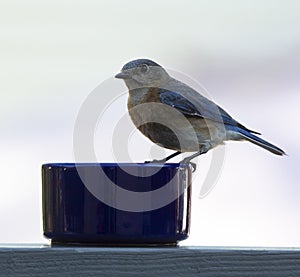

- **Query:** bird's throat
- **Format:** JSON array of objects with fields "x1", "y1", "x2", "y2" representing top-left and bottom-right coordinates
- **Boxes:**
[{"x1": 127, "y1": 87, "x2": 150, "y2": 109}]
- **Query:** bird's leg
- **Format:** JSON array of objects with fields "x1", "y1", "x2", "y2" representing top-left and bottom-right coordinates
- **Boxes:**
[
  {"x1": 144, "y1": 151, "x2": 181, "y2": 164},
  {"x1": 180, "y1": 146, "x2": 210, "y2": 172},
  {"x1": 165, "y1": 151, "x2": 182, "y2": 161}
]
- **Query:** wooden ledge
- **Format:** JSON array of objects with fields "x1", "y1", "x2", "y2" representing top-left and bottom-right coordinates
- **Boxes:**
[{"x1": 1, "y1": 244, "x2": 300, "y2": 276}]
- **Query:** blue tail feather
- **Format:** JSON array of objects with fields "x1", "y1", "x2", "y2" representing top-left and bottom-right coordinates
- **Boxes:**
[{"x1": 227, "y1": 126, "x2": 285, "y2": 156}]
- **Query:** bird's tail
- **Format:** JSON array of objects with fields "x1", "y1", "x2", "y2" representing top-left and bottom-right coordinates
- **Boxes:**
[{"x1": 229, "y1": 127, "x2": 286, "y2": 156}]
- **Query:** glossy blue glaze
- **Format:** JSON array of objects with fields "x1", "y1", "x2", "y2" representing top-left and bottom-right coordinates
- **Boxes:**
[{"x1": 42, "y1": 163, "x2": 192, "y2": 245}]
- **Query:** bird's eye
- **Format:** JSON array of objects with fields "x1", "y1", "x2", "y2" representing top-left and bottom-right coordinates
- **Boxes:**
[{"x1": 140, "y1": 64, "x2": 149, "y2": 73}]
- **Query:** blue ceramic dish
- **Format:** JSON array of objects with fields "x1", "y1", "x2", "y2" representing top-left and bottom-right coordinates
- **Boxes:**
[{"x1": 42, "y1": 163, "x2": 192, "y2": 245}]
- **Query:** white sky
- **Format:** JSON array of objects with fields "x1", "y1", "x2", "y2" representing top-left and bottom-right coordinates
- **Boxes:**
[{"x1": 0, "y1": 0, "x2": 299, "y2": 246}]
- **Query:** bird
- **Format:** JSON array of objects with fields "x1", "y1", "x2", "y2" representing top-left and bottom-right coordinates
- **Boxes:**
[{"x1": 115, "y1": 58, "x2": 285, "y2": 167}]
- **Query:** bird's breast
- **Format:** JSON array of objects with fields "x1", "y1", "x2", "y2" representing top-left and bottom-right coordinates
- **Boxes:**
[{"x1": 127, "y1": 87, "x2": 226, "y2": 151}]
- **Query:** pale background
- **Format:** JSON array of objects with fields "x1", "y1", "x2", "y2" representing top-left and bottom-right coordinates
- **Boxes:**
[{"x1": 0, "y1": 0, "x2": 299, "y2": 246}]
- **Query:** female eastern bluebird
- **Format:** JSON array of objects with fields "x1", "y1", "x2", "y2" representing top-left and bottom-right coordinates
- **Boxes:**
[{"x1": 115, "y1": 58, "x2": 285, "y2": 165}]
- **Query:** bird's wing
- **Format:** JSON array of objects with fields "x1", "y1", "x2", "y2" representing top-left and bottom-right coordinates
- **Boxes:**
[
  {"x1": 159, "y1": 89, "x2": 230, "y2": 123},
  {"x1": 159, "y1": 89, "x2": 203, "y2": 117},
  {"x1": 159, "y1": 89, "x2": 260, "y2": 134}
]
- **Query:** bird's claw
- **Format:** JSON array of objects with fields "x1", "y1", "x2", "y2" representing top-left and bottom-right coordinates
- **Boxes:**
[
  {"x1": 181, "y1": 158, "x2": 197, "y2": 172},
  {"x1": 189, "y1": 162, "x2": 197, "y2": 172},
  {"x1": 145, "y1": 159, "x2": 196, "y2": 172},
  {"x1": 144, "y1": 159, "x2": 165, "y2": 164}
]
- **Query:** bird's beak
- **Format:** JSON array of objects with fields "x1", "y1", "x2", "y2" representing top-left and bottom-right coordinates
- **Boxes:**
[{"x1": 115, "y1": 71, "x2": 131, "y2": 79}]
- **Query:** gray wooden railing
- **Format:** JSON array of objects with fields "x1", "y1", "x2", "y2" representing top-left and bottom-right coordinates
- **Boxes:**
[{"x1": 1, "y1": 244, "x2": 300, "y2": 276}]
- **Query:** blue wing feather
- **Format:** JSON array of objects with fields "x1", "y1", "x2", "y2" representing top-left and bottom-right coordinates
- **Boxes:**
[
  {"x1": 159, "y1": 90, "x2": 202, "y2": 117},
  {"x1": 159, "y1": 89, "x2": 260, "y2": 134}
]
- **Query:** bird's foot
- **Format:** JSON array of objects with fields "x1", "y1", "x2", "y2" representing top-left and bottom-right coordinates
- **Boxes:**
[
  {"x1": 145, "y1": 158, "x2": 196, "y2": 172},
  {"x1": 144, "y1": 151, "x2": 182, "y2": 165},
  {"x1": 144, "y1": 158, "x2": 166, "y2": 165},
  {"x1": 181, "y1": 158, "x2": 197, "y2": 172}
]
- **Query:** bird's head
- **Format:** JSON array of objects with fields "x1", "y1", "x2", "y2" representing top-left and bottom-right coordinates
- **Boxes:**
[{"x1": 115, "y1": 59, "x2": 170, "y2": 88}]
